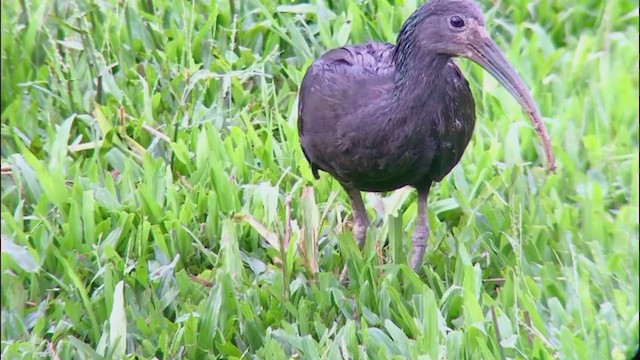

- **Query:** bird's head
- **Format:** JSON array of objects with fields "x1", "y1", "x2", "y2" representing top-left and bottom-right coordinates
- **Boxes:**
[{"x1": 396, "y1": 0, "x2": 556, "y2": 172}]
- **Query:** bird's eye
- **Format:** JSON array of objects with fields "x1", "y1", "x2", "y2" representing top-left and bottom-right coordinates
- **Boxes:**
[{"x1": 448, "y1": 15, "x2": 466, "y2": 29}]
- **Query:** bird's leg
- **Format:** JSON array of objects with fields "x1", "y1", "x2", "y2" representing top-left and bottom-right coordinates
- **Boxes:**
[
  {"x1": 340, "y1": 187, "x2": 370, "y2": 282},
  {"x1": 347, "y1": 188, "x2": 370, "y2": 250},
  {"x1": 410, "y1": 182, "x2": 432, "y2": 271}
]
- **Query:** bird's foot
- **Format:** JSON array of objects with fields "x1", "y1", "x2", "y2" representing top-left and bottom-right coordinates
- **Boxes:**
[
  {"x1": 339, "y1": 265, "x2": 351, "y2": 285},
  {"x1": 410, "y1": 224, "x2": 429, "y2": 271},
  {"x1": 410, "y1": 244, "x2": 427, "y2": 271}
]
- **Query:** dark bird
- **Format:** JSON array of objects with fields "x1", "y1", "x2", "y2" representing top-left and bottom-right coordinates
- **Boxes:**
[{"x1": 297, "y1": 0, "x2": 556, "y2": 276}]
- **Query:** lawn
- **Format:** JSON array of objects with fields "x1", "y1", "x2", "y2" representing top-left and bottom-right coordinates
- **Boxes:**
[{"x1": 1, "y1": 0, "x2": 638, "y2": 358}]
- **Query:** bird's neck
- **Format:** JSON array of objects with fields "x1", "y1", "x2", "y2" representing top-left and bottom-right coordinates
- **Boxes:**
[
  {"x1": 392, "y1": 49, "x2": 451, "y2": 105},
  {"x1": 383, "y1": 50, "x2": 452, "y2": 137}
]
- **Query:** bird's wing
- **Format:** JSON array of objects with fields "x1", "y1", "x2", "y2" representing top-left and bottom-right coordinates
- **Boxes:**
[
  {"x1": 297, "y1": 42, "x2": 396, "y2": 180},
  {"x1": 427, "y1": 61, "x2": 476, "y2": 181},
  {"x1": 318, "y1": 42, "x2": 395, "y2": 76}
]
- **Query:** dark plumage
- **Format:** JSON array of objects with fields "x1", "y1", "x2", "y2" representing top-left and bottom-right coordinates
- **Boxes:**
[
  {"x1": 297, "y1": 0, "x2": 555, "y2": 277},
  {"x1": 299, "y1": 42, "x2": 474, "y2": 191}
]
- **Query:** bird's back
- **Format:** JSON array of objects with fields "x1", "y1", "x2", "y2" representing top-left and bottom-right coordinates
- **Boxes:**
[{"x1": 298, "y1": 42, "x2": 396, "y2": 133}]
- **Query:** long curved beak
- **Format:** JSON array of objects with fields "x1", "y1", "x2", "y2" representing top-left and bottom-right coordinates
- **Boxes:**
[{"x1": 465, "y1": 29, "x2": 556, "y2": 172}]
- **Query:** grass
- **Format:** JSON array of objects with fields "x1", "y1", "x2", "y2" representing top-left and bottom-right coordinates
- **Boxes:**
[{"x1": 1, "y1": 0, "x2": 638, "y2": 358}]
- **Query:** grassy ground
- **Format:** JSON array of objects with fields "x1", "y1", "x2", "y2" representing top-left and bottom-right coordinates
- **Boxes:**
[{"x1": 1, "y1": 0, "x2": 638, "y2": 358}]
